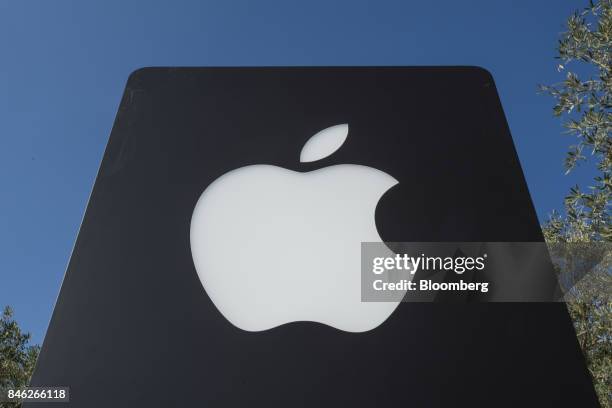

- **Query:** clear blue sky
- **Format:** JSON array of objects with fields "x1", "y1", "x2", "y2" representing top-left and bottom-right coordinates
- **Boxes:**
[{"x1": 0, "y1": 0, "x2": 596, "y2": 344}]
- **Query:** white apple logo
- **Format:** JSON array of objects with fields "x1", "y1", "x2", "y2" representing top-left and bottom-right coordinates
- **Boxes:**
[{"x1": 190, "y1": 124, "x2": 403, "y2": 332}]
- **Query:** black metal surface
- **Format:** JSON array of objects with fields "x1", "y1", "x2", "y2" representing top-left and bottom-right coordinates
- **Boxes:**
[{"x1": 28, "y1": 67, "x2": 599, "y2": 407}]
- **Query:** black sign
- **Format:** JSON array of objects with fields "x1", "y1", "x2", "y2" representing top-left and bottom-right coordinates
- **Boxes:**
[{"x1": 28, "y1": 67, "x2": 598, "y2": 407}]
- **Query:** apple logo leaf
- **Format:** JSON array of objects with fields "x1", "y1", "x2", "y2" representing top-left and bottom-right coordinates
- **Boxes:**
[{"x1": 299, "y1": 124, "x2": 349, "y2": 163}]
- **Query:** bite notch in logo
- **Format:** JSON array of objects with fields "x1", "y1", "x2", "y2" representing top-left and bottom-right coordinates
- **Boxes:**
[{"x1": 190, "y1": 124, "x2": 403, "y2": 332}]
